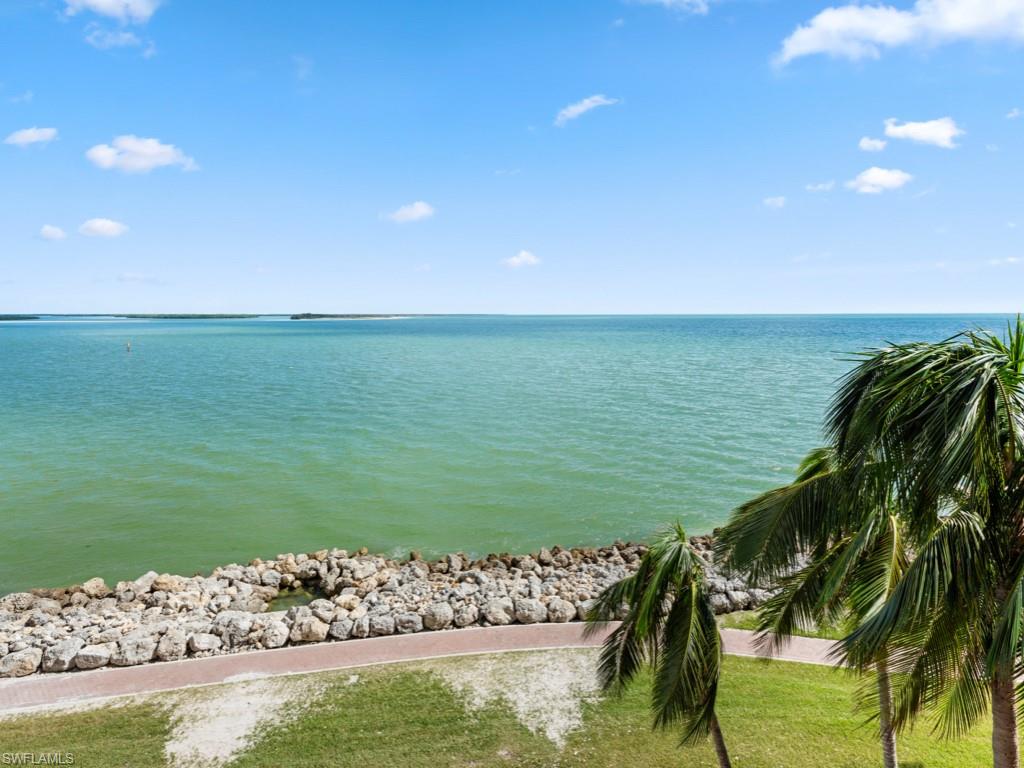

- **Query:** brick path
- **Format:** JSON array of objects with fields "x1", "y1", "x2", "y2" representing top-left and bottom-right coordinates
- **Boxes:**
[{"x1": 0, "y1": 624, "x2": 836, "y2": 714}]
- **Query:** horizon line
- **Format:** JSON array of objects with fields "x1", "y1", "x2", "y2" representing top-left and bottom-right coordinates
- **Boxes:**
[{"x1": 4, "y1": 312, "x2": 1021, "y2": 318}]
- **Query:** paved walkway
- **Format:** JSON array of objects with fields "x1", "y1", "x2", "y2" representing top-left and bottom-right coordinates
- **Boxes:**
[{"x1": 0, "y1": 624, "x2": 836, "y2": 715}]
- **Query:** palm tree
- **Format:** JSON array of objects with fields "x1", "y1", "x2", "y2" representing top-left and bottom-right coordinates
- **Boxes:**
[
  {"x1": 716, "y1": 446, "x2": 907, "y2": 768},
  {"x1": 586, "y1": 523, "x2": 732, "y2": 768},
  {"x1": 824, "y1": 318, "x2": 1024, "y2": 768}
]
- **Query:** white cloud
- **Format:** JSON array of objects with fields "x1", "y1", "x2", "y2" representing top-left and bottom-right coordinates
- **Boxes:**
[
  {"x1": 1008, "y1": 107, "x2": 1022, "y2": 119},
  {"x1": 989, "y1": 256, "x2": 1022, "y2": 266},
  {"x1": 9, "y1": 90, "x2": 33, "y2": 104},
  {"x1": 763, "y1": 196, "x2": 786, "y2": 209},
  {"x1": 86, "y1": 135, "x2": 197, "y2": 173},
  {"x1": 777, "y1": 0, "x2": 1024, "y2": 65},
  {"x1": 80, "y1": 218, "x2": 128, "y2": 237},
  {"x1": 4, "y1": 127, "x2": 57, "y2": 147},
  {"x1": 65, "y1": 0, "x2": 160, "y2": 24},
  {"x1": 85, "y1": 24, "x2": 141, "y2": 49},
  {"x1": 846, "y1": 166, "x2": 913, "y2": 194},
  {"x1": 859, "y1": 136, "x2": 887, "y2": 152},
  {"x1": 386, "y1": 201, "x2": 435, "y2": 223},
  {"x1": 554, "y1": 94, "x2": 619, "y2": 127},
  {"x1": 884, "y1": 117, "x2": 964, "y2": 148},
  {"x1": 631, "y1": 0, "x2": 712, "y2": 13},
  {"x1": 503, "y1": 250, "x2": 541, "y2": 268},
  {"x1": 40, "y1": 225, "x2": 67, "y2": 241},
  {"x1": 805, "y1": 180, "x2": 835, "y2": 192}
]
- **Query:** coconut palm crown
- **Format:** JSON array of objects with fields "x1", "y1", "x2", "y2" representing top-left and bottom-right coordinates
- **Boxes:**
[
  {"x1": 586, "y1": 522, "x2": 732, "y2": 768},
  {"x1": 824, "y1": 317, "x2": 1024, "y2": 768},
  {"x1": 716, "y1": 446, "x2": 907, "y2": 768}
]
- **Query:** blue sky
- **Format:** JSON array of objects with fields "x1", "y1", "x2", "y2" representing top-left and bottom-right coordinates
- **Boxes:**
[{"x1": 3, "y1": 0, "x2": 1024, "y2": 313}]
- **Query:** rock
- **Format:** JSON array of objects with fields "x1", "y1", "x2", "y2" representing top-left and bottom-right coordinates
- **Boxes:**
[
  {"x1": 0, "y1": 535, "x2": 759, "y2": 677},
  {"x1": 289, "y1": 617, "x2": 329, "y2": 643},
  {"x1": 188, "y1": 633, "x2": 223, "y2": 653},
  {"x1": 25, "y1": 610, "x2": 53, "y2": 627},
  {"x1": 351, "y1": 616, "x2": 370, "y2": 639},
  {"x1": 334, "y1": 594, "x2": 361, "y2": 611},
  {"x1": 285, "y1": 605, "x2": 312, "y2": 624},
  {"x1": 395, "y1": 612, "x2": 423, "y2": 634},
  {"x1": 309, "y1": 599, "x2": 335, "y2": 624},
  {"x1": 546, "y1": 598, "x2": 576, "y2": 623},
  {"x1": 576, "y1": 599, "x2": 596, "y2": 621},
  {"x1": 75, "y1": 643, "x2": 113, "y2": 670},
  {"x1": 35, "y1": 598, "x2": 62, "y2": 616},
  {"x1": 483, "y1": 598, "x2": 514, "y2": 626},
  {"x1": 0, "y1": 647, "x2": 42, "y2": 677},
  {"x1": 453, "y1": 603, "x2": 479, "y2": 627},
  {"x1": 350, "y1": 561, "x2": 377, "y2": 581},
  {"x1": 156, "y1": 630, "x2": 188, "y2": 661},
  {"x1": 514, "y1": 598, "x2": 547, "y2": 624},
  {"x1": 81, "y1": 578, "x2": 110, "y2": 598},
  {"x1": 707, "y1": 576, "x2": 728, "y2": 594},
  {"x1": 152, "y1": 574, "x2": 187, "y2": 593},
  {"x1": 261, "y1": 621, "x2": 289, "y2": 649},
  {"x1": 369, "y1": 614, "x2": 395, "y2": 636},
  {"x1": 328, "y1": 619, "x2": 353, "y2": 640},
  {"x1": 112, "y1": 633, "x2": 157, "y2": 666},
  {"x1": 212, "y1": 611, "x2": 254, "y2": 647},
  {"x1": 726, "y1": 590, "x2": 751, "y2": 610},
  {"x1": 553, "y1": 551, "x2": 573, "y2": 568},
  {"x1": 749, "y1": 588, "x2": 772, "y2": 606},
  {"x1": 132, "y1": 571, "x2": 159, "y2": 594},
  {"x1": 422, "y1": 602, "x2": 454, "y2": 630},
  {"x1": 0, "y1": 593, "x2": 35, "y2": 612},
  {"x1": 42, "y1": 638, "x2": 85, "y2": 673},
  {"x1": 709, "y1": 593, "x2": 732, "y2": 615}
]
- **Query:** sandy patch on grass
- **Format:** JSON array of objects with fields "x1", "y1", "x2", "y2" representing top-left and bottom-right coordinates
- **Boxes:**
[
  {"x1": 436, "y1": 648, "x2": 602, "y2": 748},
  {"x1": 164, "y1": 676, "x2": 326, "y2": 768}
]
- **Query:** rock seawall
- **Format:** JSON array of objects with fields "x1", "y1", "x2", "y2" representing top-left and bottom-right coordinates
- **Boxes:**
[{"x1": 0, "y1": 537, "x2": 766, "y2": 678}]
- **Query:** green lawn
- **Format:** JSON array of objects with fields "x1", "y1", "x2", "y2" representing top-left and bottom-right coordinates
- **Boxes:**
[
  {"x1": 718, "y1": 610, "x2": 848, "y2": 641},
  {"x1": 0, "y1": 650, "x2": 990, "y2": 768}
]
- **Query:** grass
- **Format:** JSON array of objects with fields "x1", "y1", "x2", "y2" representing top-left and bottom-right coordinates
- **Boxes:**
[
  {"x1": 0, "y1": 651, "x2": 991, "y2": 767},
  {"x1": 718, "y1": 610, "x2": 848, "y2": 641},
  {"x1": 0, "y1": 701, "x2": 170, "y2": 767}
]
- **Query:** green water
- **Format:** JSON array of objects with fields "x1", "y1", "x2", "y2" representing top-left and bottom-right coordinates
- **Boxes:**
[{"x1": 0, "y1": 314, "x2": 1010, "y2": 593}]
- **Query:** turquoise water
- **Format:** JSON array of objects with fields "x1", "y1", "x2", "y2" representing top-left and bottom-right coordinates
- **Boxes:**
[{"x1": 0, "y1": 314, "x2": 1011, "y2": 593}]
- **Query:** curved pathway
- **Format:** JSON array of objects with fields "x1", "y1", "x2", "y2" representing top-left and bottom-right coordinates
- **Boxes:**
[{"x1": 0, "y1": 624, "x2": 836, "y2": 715}]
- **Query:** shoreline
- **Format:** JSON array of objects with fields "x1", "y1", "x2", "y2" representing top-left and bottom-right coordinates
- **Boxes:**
[{"x1": 0, "y1": 537, "x2": 767, "y2": 679}]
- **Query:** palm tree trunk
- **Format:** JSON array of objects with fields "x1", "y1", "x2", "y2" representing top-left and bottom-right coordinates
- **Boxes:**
[
  {"x1": 876, "y1": 654, "x2": 898, "y2": 768},
  {"x1": 992, "y1": 663, "x2": 1020, "y2": 768},
  {"x1": 709, "y1": 714, "x2": 733, "y2": 768}
]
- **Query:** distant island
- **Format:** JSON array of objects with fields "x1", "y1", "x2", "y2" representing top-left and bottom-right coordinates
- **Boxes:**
[
  {"x1": 0, "y1": 315, "x2": 40, "y2": 321},
  {"x1": 116, "y1": 314, "x2": 261, "y2": 319},
  {"x1": 289, "y1": 313, "x2": 411, "y2": 320}
]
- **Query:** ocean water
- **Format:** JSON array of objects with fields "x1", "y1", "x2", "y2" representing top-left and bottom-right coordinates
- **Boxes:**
[{"x1": 0, "y1": 314, "x2": 1011, "y2": 593}]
